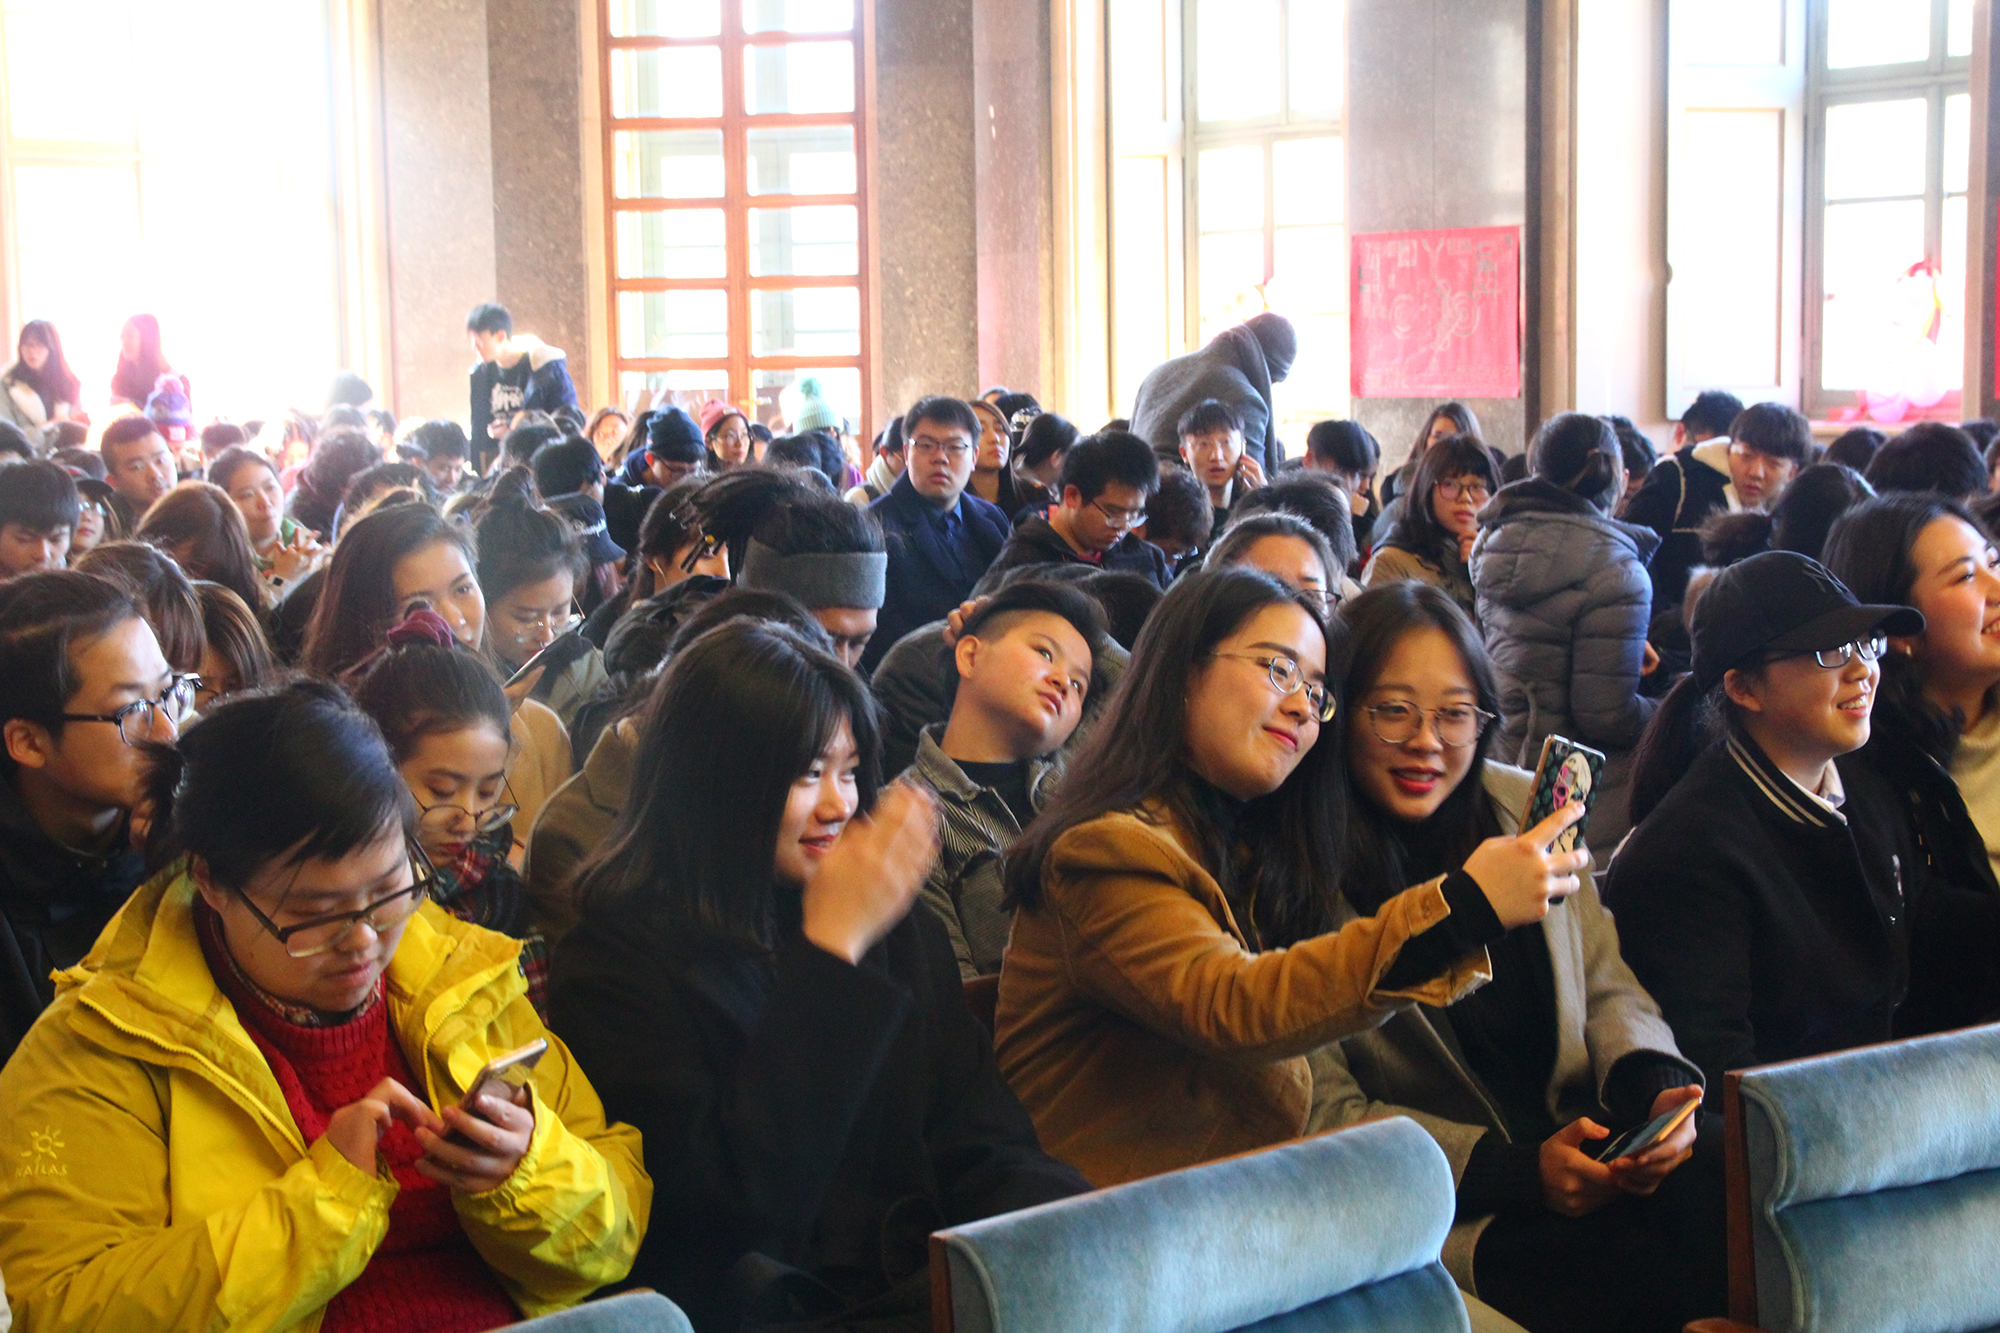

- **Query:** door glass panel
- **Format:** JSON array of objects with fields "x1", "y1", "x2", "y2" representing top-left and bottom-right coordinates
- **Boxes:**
[
  {"x1": 747, "y1": 125, "x2": 855, "y2": 194},
  {"x1": 1820, "y1": 199, "x2": 1926, "y2": 390},
  {"x1": 616, "y1": 208, "x2": 727, "y2": 279},
  {"x1": 610, "y1": 47, "x2": 724, "y2": 119},
  {"x1": 1950, "y1": 0, "x2": 1973, "y2": 56},
  {"x1": 6, "y1": 1, "x2": 135, "y2": 141},
  {"x1": 1273, "y1": 225, "x2": 1346, "y2": 312},
  {"x1": 743, "y1": 0, "x2": 854, "y2": 32},
  {"x1": 608, "y1": 0, "x2": 721, "y2": 37},
  {"x1": 1195, "y1": 0, "x2": 1279, "y2": 121},
  {"x1": 744, "y1": 41, "x2": 854, "y2": 114},
  {"x1": 1945, "y1": 93, "x2": 1970, "y2": 196},
  {"x1": 613, "y1": 129, "x2": 726, "y2": 198},
  {"x1": 1198, "y1": 145, "x2": 1264, "y2": 232},
  {"x1": 1826, "y1": 0, "x2": 1929, "y2": 69},
  {"x1": 1198, "y1": 231, "x2": 1266, "y2": 340},
  {"x1": 748, "y1": 205, "x2": 859, "y2": 275},
  {"x1": 618, "y1": 289, "x2": 730, "y2": 358},
  {"x1": 752, "y1": 286, "x2": 861, "y2": 356},
  {"x1": 1823, "y1": 99, "x2": 1927, "y2": 200},
  {"x1": 1273, "y1": 138, "x2": 1341, "y2": 225},
  {"x1": 1287, "y1": 0, "x2": 1342, "y2": 120},
  {"x1": 754, "y1": 366, "x2": 862, "y2": 432},
  {"x1": 619, "y1": 368, "x2": 731, "y2": 412}
]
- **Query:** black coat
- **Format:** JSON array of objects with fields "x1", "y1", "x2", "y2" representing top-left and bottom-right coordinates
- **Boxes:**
[
  {"x1": 980, "y1": 515, "x2": 1172, "y2": 591},
  {"x1": 547, "y1": 898, "x2": 1086, "y2": 1333},
  {"x1": 863, "y1": 476, "x2": 1011, "y2": 673},
  {"x1": 1844, "y1": 715, "x2": 2000, "y2": 1036},
  {"x1": 1621, "y1": 445, "x2": 1730, "y2": 611},
  {"x1": 1603, "y1": 733, "x2": 1910, "y2": 1091},
  {"x1": 0, "y1": 775, "x2": 146, "y2": 1065}
]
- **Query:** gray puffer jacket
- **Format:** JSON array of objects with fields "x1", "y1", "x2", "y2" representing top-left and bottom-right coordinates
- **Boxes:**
[{"x1": 1471, "y1": 478, "x2": 1660, "y2": 857}]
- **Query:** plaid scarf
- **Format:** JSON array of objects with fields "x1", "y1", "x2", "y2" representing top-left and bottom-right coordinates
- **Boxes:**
[{"x1": 429, "y1": 826, "x2": 549, "y2": 1019}]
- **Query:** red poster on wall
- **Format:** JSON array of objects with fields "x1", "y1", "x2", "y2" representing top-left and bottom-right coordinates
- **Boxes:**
[{"x1": 1350, "y1": 226, "x2": 1521, "y2": 399}]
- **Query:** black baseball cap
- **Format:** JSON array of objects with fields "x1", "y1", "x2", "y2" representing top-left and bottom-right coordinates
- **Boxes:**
[
  {"x1": 547, "y1": 492, "x2": 626, "y2": 566},
  {"x1": 1690, "y1": 551, "x2": 1924, "y2": 690}
]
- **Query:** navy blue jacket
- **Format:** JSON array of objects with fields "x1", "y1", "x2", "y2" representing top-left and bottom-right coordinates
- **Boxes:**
[{"x1": 864, "y1": 474, "x2": 1010, "y2": 672}]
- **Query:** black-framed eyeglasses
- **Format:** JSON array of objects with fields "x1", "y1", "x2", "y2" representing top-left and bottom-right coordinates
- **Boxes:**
[
  {"x1": 1364, "y1": 700, "x2": 1496, "y2": 749},
  {"x1": 1090, "y1": 497, "x2": 1148, "y2": 529},
  {"x1": 60, "y1": 673, "x2": 199, "y2": 746},
  {"x1": 1210, "y1": 651, "x2": 1336, "y2": 721},
  {"x1": 1434, "y1": 478, "x2": 1492, "y2": 504},
  {"x1": 909, "y1": 435, "x2": 974, "y2": 458},
  {"x1": 237, "y1": 838, "x2": 438, "y2": 959},
  {"x1": 1778, "y1": 636, "x2": 1889, "y2": 670},
  {"x1": 415, "y1": 776, "x2": 521, "y2": 849}
]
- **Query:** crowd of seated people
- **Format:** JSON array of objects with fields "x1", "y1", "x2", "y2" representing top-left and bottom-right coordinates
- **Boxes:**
[{"x1": 0, "y1": 298, "x2": 1998, "y2": 1333}]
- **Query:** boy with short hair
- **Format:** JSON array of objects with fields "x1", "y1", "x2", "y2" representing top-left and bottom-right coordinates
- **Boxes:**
[
  {"x1": 0, "y1": 460, "x2": 78, "y2": 577},
  {"x1": 901, "y1": 579, "x2": 1107, "y2": 978},
  {"x1": 98, "y1": 416, "x2": 177, "y2": 526},
  {"x1": 0, "y1": 572, "x2": 182, "y2": 1062},
  {"x1": 987, "y1": 429, "x2": 1170, "y2": 589},
  {"x1": 1178, "y1": 398, "x2": 1264, "y2": 532},
  {"x1": 466, "y1": 302, "x2": 580, "y2": 465}
]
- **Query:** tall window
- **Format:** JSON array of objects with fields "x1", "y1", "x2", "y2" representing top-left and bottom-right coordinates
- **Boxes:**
[
  {"x1": 0, "y1": 0, "x2": 342, "y2": 419},
  {"x1": 1106, "y1": 0, "x2": 1344, "y2": 438},
  {"x1": 1806, "y1": 0, "x2": 1971, "y2": 416},
  {"x1": 1185, "y1": 0, "x2": 1346, "y2": 429},
  {"x1": 600, "y1": 0, "x2": 867, "y2": 436}
]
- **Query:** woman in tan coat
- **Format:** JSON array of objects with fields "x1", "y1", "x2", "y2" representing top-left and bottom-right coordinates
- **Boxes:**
[{"x1": 995, "y1": 568, "x2": 1591, "y2": 1188}]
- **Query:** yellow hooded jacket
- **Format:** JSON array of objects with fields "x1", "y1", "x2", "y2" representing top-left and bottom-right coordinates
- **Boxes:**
[{"x1": 0, "y1": 865, "x2": 651, "y2": 1333}]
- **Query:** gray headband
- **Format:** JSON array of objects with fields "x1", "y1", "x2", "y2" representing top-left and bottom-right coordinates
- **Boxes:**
[{"x1": 739, "y1": 538, "x2": 887, "y2": 610}]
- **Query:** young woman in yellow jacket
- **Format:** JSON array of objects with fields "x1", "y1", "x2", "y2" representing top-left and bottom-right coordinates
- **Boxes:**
[{"x1": 0, "y1": 680, "x2": 649, "y2": 1333}]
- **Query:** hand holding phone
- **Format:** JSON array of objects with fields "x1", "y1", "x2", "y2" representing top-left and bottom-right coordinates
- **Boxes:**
[
  {"x1": 414, "y1": 1040, "x2": 544, "y2": 1193},
  {"x1": 1523, "y1": 735, "x2": 1606, "y2": 858}
]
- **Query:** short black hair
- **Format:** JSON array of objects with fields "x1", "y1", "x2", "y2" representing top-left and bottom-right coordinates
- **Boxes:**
[
  {"x1": 0, "y1": 460, "x2": 80, "y2": 535},
  {"x1": 902, "y1": 395, "x2": 979, "y2": 442},
  {"x1": 0, "y1": 571, "x2": 139, "y2": 770},
  {"x1": 1305, "y1": 420, "x2": 1378, "y2": 473},
  {"x1": 1058, "y1": 430, "x2": 1160, "y2": 504},
  {"x1": 320, "y1": 404, "x2": 367, "y2": 432},
  {"x1": 1176, "y1": 398, "x2": 1241, "y2": 440},
  {"x1": 327, "y1": 370, "x2": 374, "y2": 408},
  {"x1": 54, "y1": 447, "x2": 105, "y2": 480},
  {"x1": 1729, "y1": 401, "x2": 1813, "y2": 466},
  {"x1": 99, "y1": 416, "x2": 163, "y2": 464},
  {"x1": 1078, "y1": 570, "x2": 1162, "y2": 651},
  {"x1": 0, "y1": 422, "x2": 34, "y2": 462},
  {"x1": 1230, "y1": 470, "x2": 1358, "y2": 572},
  {"x1": 1143, "y1": 468, "x2": 1215, "y2": 551},
  {"x1": 409, "y1": 419, "x2": 471, "y2": 462},
  {"x1": 199, "y1": 422, "x2": 247, "y2": 460},
  {"x1": 501, "y1": 421, "x2": 563, "y2": 468},
  {"x1": 754, "y1": 489, "x2": 885, "y2": 558},
  {"x1": 958, "y1": 577, "x2": 1110, "y2": 686},
  {"x1": 1826, "y1": 426, "x2": 1887, "y2": 473},
  {"x1": 1866, "y1": 422, "x2": 1988, "y2": 500},
  {"x1": 466, "y1": 302, "x2": 512, "y2": 336},
  {"x1": 1017, "y1": 412, "x2": 1079, "y2": 469},
  {"x1": 1683, "y1": 389, "x2": 1745, "y2": 440},
  {"x1": 1604, "y1": 415, "x2": 1655, "y2": 482},
  {"x1": 533, "y1": 436, "x2": 605, "y2": 498}
]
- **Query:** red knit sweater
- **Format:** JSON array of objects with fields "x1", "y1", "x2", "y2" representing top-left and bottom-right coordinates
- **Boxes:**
[{"x1": 200, "y1": 909, "x2": 519, "y2": 1333}]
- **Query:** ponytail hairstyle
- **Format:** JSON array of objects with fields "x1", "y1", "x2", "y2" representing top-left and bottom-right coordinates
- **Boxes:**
[
  {"x1": 350, "y1": 610, "x2": 512, "y2": 763},
  {"x1": 142, "y1": 679, "x2": 412, "y2": 890},
  {"x1": 73, "y1": 539, "x2": 206, "y2": 673},
  {"x1": 571, "y1": 619, "x2": 881, "y2": 952},
  {"x1": 1004, "y1": 568, "x2": 1343, "y2": 947},
  {"x1": 302, "y1": 504, "x2": 478, "y2": 679},
  {"x1": 1628, "y1": 670, "x2": 1748, "y2": 825},
  {"x1": 1530, "y1": 411, "x2": 1622, "y2": 513},
  {"x1": 135, "y1": 481, "x2": 265, "y2": 614},
  {"x1": 1821, "y1": 492, "x2": 1990, "y2": 763},
  {"x1": 471, "y1": 470, "x2": 587, "y2": 606}
]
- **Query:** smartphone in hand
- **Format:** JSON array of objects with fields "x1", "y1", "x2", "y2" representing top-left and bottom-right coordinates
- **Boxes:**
[
  {"x1": 1593, "y1": 1096, "x2": 1699, "y2": 1163},
  {"x1": 457, "y1": 1039, "x2": 546, "y2": 1117},
  {"x1": 1524, "y1": 735, "x2": 1606, "y2": 858}
]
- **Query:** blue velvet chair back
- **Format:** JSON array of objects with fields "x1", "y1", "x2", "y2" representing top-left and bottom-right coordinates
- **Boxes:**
[
  {"x1": 930, "y1": 1117, "x2": 1469, "y2": 1333},
  {"x1": 507, "y1": 1291, "x2": 694, "y2": 1332},
  {"x1": 1733, "y1": 1024, "x2": 2000, "y2": 1333}
]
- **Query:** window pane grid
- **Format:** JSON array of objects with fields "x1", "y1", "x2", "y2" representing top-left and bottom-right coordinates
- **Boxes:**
[{"x1": 599, "y1": 0, "x2": 868, "y2": 437}]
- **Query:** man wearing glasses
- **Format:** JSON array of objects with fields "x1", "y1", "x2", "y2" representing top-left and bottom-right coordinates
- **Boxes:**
[
  {"x1": 986, "y1": 429, "x2": 1171, "y2": 590},
  {"x1": 0, "y1": 571, "x2": 188, "y2": 1063},
  {"x1": 863, "y1": 396, "x2": 1012, "y2": 673}
]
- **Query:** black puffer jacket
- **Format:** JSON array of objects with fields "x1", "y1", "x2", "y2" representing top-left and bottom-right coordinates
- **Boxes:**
[{"x1": 1471, "y1": 478, "x2": 1660, "y2": 854}]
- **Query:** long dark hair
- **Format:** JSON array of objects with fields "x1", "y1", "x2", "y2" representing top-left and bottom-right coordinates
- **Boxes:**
[
  {"x1": 1628, "y1": 672, "x2": 1740, "y2": 826},
  {"x1": 302, "y1": 505, "x2": 478, "y2": 679},
  {"x1": 1004, "y1": 568, "x2": 1344, "y2": 947},
  {"x1": 73, "y1": 540, "x2": 206, "y2": 673},
  {"x1": 1821, "y1": 492, "x2": 1991, "y2": 763},
  {"x1": 1331, "y1": 583, "x2": 1504, "y2": 914},
  {"x1": 571, "y1": 620, "x2": 882, "y2": 952},
  {"x1": 142, "y1": 680, "x2": 412, "y2": 891},
  {"x1": 1386, "y1": 435, "x2": 1496, "y2": 567},
  {"x1": 111, "y1": 314, "x2": 169, "y2": 404},
  {"x1": 135, "y1": 481, "x2": 266, "y2": 614},
  {"x1": 8, "y1": 320, "x2": 80, "y2": 414},
  {"x1": 1409, "y1": 402, "x2": 1481, "y2": 464}
]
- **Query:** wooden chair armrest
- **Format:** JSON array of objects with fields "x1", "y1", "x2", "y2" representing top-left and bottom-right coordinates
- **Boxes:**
[{"x1": 1686, "y1": 1320, "x2": 1770, "y2": 1333}]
